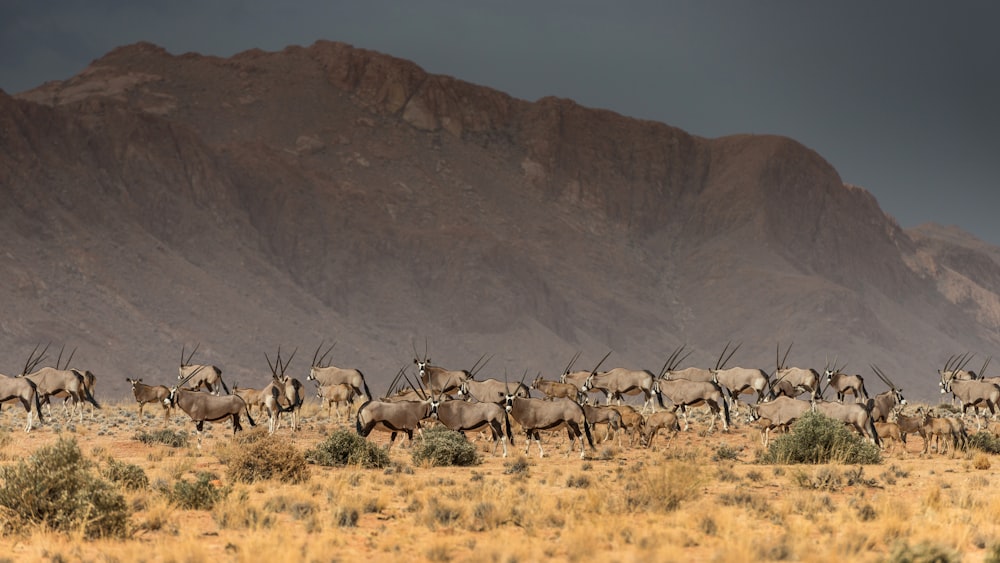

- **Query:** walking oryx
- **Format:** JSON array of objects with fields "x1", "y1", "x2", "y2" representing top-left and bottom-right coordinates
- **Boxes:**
[
  {"x1": 0, "y1": 360, "x2": 44, "y2": 431},
  {"x1": 412, "y1": 342, "x2": 488, "y2": 395},
  {"x1": 640, "y1": 411, "x2": 681, "y2": 448},
  {"x1": 867, "y1": 364, "x2": 907, "y2": 423},
  {"x1": 126, "y1": 378, "x2": 172, "y2": 424},
  {"x1": 894, "y1": 410, "x2": 928, "y2": 448},
  {"x1": 431, "y1": 396, "x2": 515, "y2": 457},
  {"x1": 307, "y1": 341, "x2": 372, "y2": 401},
  {"x1": 712, "y1": 366, "x2": 770, "y2": 415},
  {"x1": 502, "y1": 373, "x2": 594, "y2": 458},
  {"x1": 232, "y1": 384, "x2": 264, "y2": 416},
  {"x1": 582, "y1": 404, "x2": 624, "y2": 445},
  {"x1": 916, "y1": 407, "x2": 968, "y2": 454},
  {"x1": 662, "y1": 342, "x2": 737, "y2": 384},
  {"x1": 178, "y1": 344, "x2": 229, "y2": 395},
  {"x1": 19, "y1": 345, "x2": 101, "y2": 420},
  {"x1": 824, "y1": 360, "x2": 869, "y2": 403},
  {"x1": 812, "y1": 399, "x2": 881, "y2": 446},
  {"x1": 458, "y1": 378, "x2": 529, "y2": 404},
  {"x1": 584, "y1": 365, "x2": 659, "y2": 413},
  {"x1": 560, "y1": 350, "x2": 613, "y2": 402},
  {"x1": 316, "y1": 382, "x2": 358, "y2": 422},
  {"x1": 773, "y1": 343, "x2": 821, "y2": 399},
  {"x1": 939, "y1": 369, "x2": 1000, "y2": 430},
  {"x1": 747, "y1": 396, "x2": 811, "y2": 447},
  {"x1": 165, "y1": 366, "x2": 256, "y2": 447},
  {"x1": 356, "y1": 367, "x2": 435, "y2": 449},
  {"x1": 655, "y1": 370, "x2": 731, "y2": 432},
  {"x1": 609, "y1": 405, "x2": 645, "y2": 447},
  {"x1": 530, "y1": 375, "x2": 586, "y2": 403}
]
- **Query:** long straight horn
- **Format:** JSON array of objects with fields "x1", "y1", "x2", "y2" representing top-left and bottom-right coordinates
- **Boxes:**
[
  {"x1": 564, "y1": 351, "x2": 582, "y2": 375},
  {"x1": 718, "y1": 341, "x2": 741, "y2": 371},
  {"x1": 63, "y1": 347, "x2": 77, "y2": 371},
  {"x1": 404, "y1": 374, "x2": 426, "y2": 400},
  {"x1": 590, "y1": 350, "x2": 613, "y2": 376},
  {"x1": 386, "y1": 365, "x2": 407, "y2": 398},
  {"x1": 184, "y1": 343, "x2": 200, "y2": 366},
  {"x1": 317, "y1": 341, "x2": 336, "y2": 367},
  {"x1": 780, "y1": 342, "x2": 793, "y2": 371},
  {"x1": 662, "y1": 345, "x2": 683, "y2": 375},
  {"x1": 177, "y1": 364, "x2": 206, "y2": 389},
  {"x1": 714, "y1": 341, "x2": 731, "y2": 371},
  {"x1": 870, "y1": 364, "x2": 891, "y2": 388},
  {"x1": 469, "y1": 353, "x2": 491, "y2": 378},
  {"x1": 22, "y1": 343, "x2": 46, "y2": 375},
  {"x1": 311, "y1": 341, "x2": 325, "y2": 367},
  {"x1": 281, "y1": 347, "x2": 298, "y2": 375},
  {"x1": 956, "y1": 352, "x2": 975, "y2": 373},
  {"x1": 941, "y1": 354, "x2": 957, "y2": 373},
  {"x1": 265, "y1": 352, "x2": 278, "y2": 377},
  {"x1": 979, "y1": 356, "x2": 993, "y2": 380}
]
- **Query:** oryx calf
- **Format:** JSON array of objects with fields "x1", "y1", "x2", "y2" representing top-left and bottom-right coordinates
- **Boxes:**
[
  {"x1": 640, "y1": 411, "x2": 680, "y2": 448},
  {"x1": 582, "y1": 404, "x2": 623, "y2": 446},
  {"x1": 317, "y1": 383, "x2": 358, "y2": 422},
  {"x1": 531, "y1": 375, "x2": 585, "y2": 403},
  {"x1": 126, "y1": 378, "x2": 171, "y2": 424}
]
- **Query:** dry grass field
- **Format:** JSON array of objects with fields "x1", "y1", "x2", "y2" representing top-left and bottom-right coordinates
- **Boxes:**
[{"x1": 0, "y1": 399, "x2": 997, "y2": 563}]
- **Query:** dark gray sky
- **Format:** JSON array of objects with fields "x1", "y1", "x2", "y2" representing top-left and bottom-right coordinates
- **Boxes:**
[{"x1": 4, "y1": 1, "x2": 999, "y2": 243}]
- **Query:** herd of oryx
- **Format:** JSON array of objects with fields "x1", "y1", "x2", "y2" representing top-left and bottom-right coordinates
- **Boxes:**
[{"x1": 1, "y1": 338, "x2": 996, "y2": 458}]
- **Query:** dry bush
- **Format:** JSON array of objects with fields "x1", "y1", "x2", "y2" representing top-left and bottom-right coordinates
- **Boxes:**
[
  {"x1": 306, "y1": 429, "x2": 391, "y2": 469},
  {"x1": 134, "y1": 428, "x2": 190, "y2": 448},
  {"x1": 163, "y1": 471, "x2": 230, "y2": 510},
  {"x1": 0, "y1": 437, "x2": 128, "y2": 538},
  {"x1": 218, "y1": 428, "x2": 310, "y2": 484},
  {"x1": 101, "y1": 457, "x2": 150, "y2": 491},
  {"x1": 411, "y1": 427, "x2": 481, "y2": 467},
  {"x1": 760, "y1": 411, "x2": 881, "y2": 464}
]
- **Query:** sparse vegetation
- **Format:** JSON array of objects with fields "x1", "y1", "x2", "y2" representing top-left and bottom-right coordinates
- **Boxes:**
[
  {"x1": 164, "y1": 471, "x2": 230, "y2": 510},
  {"x1": 410, "y1": 426, "x2": 481, "y2": 467},
  {"x1": 0, "y1": 437, "x2": 128, "y2": 538},
  {"x1": 102, "y1": 457, "x2": 150, "y2": 491},
  {"x1": 305, "y1": 429, "x2": 391, "y2": 469},
  {"x1": 134, "y1": 428, "x2": 190, "y2": 447},
  {"x1": 219, "y1": 429, "x2": 310, "y2": 483},
  {"x1": 759, "y1": 411, "x2": 882, "y2": 464}
]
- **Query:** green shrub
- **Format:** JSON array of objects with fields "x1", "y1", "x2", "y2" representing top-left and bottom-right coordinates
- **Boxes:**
[
  {"x1": 759, "y1": 411, "x2": 881, "y2": 465},
  {"x1": 411, "y1": 427, "x2": 481, "y2": 467},
  {"x1": 0, "y1": 437, "x2": 128, "y2": 538},
  {"x1": 134, "y1": 429, "x2": 190, "y2": 448},
  {"x1": 221, "y1": 430, "x2": 310, "y2": 484},
  {"x1": 306, "y1": 429, "x2": 390, "y2": 469},
  {"x1": 967, "y1": 432, "x2": 1000, "y2": 454},
  {"x1": 165, "y1": 471, "x2": 230, "y2": 510},
  {"x1": 102, "y1": 457, "x2": 150, "y2": 491}
]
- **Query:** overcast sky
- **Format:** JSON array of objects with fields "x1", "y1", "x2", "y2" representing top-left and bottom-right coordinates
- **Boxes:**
[{"x1": 3, "y1": 1, "x2": 999, "y2": 243}]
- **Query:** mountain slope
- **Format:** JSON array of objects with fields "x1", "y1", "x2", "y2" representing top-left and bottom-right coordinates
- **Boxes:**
[{"x1": 2, "y1": 41, "x2": 996, "y2": 401}]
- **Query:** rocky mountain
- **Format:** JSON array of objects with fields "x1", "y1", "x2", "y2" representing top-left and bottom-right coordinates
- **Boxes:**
[{"x1": 2, "y1": 40, "x2": 997, "y2": 401}]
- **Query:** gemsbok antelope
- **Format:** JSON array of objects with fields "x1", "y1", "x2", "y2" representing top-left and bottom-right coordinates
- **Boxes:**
[
  {"x1": 307, "y1": 341, "x2": 372, "y2": 402},
  {"x1": 178, "y1": 344, "x2": 229, "y2": 395},
  {"x1": 867, "y1": 364, "x2": 907, "y2": 423},
  {"x1": 316, "y1": 382, "x2": 358, "y2": 422},
  {"x1": 165, "y1": 366, "x2": 255, "y2": 447},
  {"x1": 19, "y1": 344, "x2": 101, "y2": 420},
  {"x1": 412, "y1": 342, "x2": 488, "y2": 395},
  {"x1": 824, "y1": 360, "x2": 869, "y2": 403},
  {"x1": 0, "y1": 348, "x2": 45, "y2": 431},
  {"x1": 773, "y1": 343, "x2": 821, "y2": 400},
  {"x1": 356, "y1": 367, "x2": 435, "y2": 450},
  {"x1": 431, "y1": 394, "x2": 515, "y2": 457},
  {"x1": 126, "y1": 378, "x2": 172, "y2": 424},
  {"x1": 502, "y1": 373, "x2": 594, "y2": 458},
  {"x1": 939, "y1": 363, "x2": 1000, "y2": 430}
]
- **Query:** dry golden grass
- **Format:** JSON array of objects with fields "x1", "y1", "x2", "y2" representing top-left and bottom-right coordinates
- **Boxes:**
[{"x1": 0, "y1": 400, "x2": 997, "y2": 561}]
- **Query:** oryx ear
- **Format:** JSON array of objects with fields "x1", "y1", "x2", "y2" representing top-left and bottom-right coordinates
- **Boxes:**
[
  {"x1": 497, "y1": 391, "x2": 506, "y2": 399},
  {"x1": 414, "y1": 358, "x2": 419, "y2": 364}
]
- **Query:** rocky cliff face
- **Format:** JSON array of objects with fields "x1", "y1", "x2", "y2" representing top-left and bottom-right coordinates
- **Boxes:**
[{"x1": 3, "y1": 41, "x2": 995, "y2": 400}]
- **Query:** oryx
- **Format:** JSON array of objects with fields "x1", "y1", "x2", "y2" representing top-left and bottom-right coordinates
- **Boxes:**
[
  {"x1": 582, "y1": 404, "x2": 624, "y2": 445},
  {"x1": 655, "y1": 373, "x2": 730, "y2": 432},
  {"x1": 19, "y1": 344, "x2": 101, "y2": 420},
  {"x1": 867, "y1": 364, "x2": 907, "y2": 423},
  {"x1": 178, "y1": 344, "x2": 229, "y2": 395},
  {"x1": 584, "y1": 366, "x2": 659, "y2": 413},
  {"x1": 712, "y1": 367, "x2": 770, "y2": 415},
  {"x1": 0, "y1": 365, "x2": 44, "y2": 432},
  {"x1": 232, "y1": 384, "x2": 264, "y2": 416},
  {"x1": 560, "y1": 350, "x2": 613, "y2": 403},
  {"x1": 306, "y1": 341, "x2": 372, "y2": 402},
  {"x1": 356, "y1": 367, "x2": 435, "y2": 449},
  {"x1": 893, "y1": 410, "x2": 928, "y2": 450},
  {"x1": 261, "y1": 348, "x2": 303, "y2": 434},
  {"x1": 501, "y1": 373, "x2": 594, "y2": 458},
  {"x1": 458, "y1": 378, "x2": 529, "y2": 404},
  {"x1": 431, "y1": 395, "x2": 515, "y2": 457},
  {"x1": 640, "y1": 411, "x2": 680, "y2": 448},
  {"x1": 811, "y1": 399, "x2": 881, "y2": 446},
  {"x1": 165, "y1": 366, "x2": 256, "y2": 447},
  {"x1": 824, "y1": 359, "x2": 869, "y2": 403},
  {"x1": 37, "y1": 346, "x2": 98, "y2": 418},
  {"x1": 412, "y1": 342, "x2": 487, "y2": 395},
  {"x1": 874, "y1": 422, "x2": 903, "y2": 453},
  {"x1": 939, "y1": 365, "x2": 1000, "y2": 429},
  {"x1": 126, "y1": 378, "x2": 172, "y2": 424},
  {"x1": 747, "y1": 396, "x2": 812, "y2": 447},
  {"x1": 609, "y1": 404, "x2": 645, "y2": 447},
  {"x1": 662, "y1": 342, "x2": 735, "y2": 384},
  {"x1": 916, "y1": 407, "x2": 968, "y2": 454},
  {"x1": 530, "y1": 375, "x2": 586, "y2": 403},
  {"x1": 316, "y1": 382, "x2": 358, "y2": 422},
  {"x1": 773, "y1": 343, "x2": 821, "y2": 399}
]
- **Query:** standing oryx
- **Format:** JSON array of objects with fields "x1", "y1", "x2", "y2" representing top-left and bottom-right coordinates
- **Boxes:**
[
  {"x1": 867, "y1": 365, "x2": 907, "y2": 423},
  {"x1": 307, "y1": 341, "x2": 372, "y2": 402},
  {"x1": 412, "y1": 342, "x2": 488, "y2": 395},
  {"x1": 824, "y1": 360, "x2": 869, "y2": 403},
  {"x1": 165, "y1": 366, "x2": 256, "y2": 447},
  {"x1": 662, "y1": 343, "x2": 737, "y2": 384},
  {"x1": 584, "y1": 360, "x2": 661, "y2": 414},
  {"x1": 18, "y1": 344, "x2": 101, "y2": 420},
  {"x1": 356, "y1": 367, "x2": 435, "y2": 449},
  {"x1": 0, "y1": 349, "x2": 45, "y2": 431},
  {"x1": 773, "y1": 343, "x2": 821, "y2": 400},
  {"x1": 178, "y1": 344, "x2": 229, "y2": 395},
  {"x1": 811, "y1": 399, "x2": 881, "y2": 447},
  {"x1": 712, "y1": 365, "x2": 770, "y2": 415},
  {"x1": 939, "y1": 363, "x2": 1000, "y2": 430},
  {"x1": 126, "y1": 378, "x2": 172, "y2": 424},
  {"x1": 530, "y1": 375, "x2": 585, "y2": 403},
  {"x1": 502, "y1": 373, "x2": 594, "y2": 458},
  {"x1": 431, "y1": 394, "x2": 515, "y2": 457},
  {"x1": 458, "y1": 378, "x2": 529, "y2": 404},
  {"x1": 560, "y1": 351, "x2": 613, "y2": 402},
  {"x1": 655, "y1": 372, "x2": 730, "y2": 432},
  {"x1": 748, "y1": 396, "x2": 812, "y2": 447},
  {"x1": 261, "y1": 348, "x2": 303, "y2": 434},
  {"x1": 316, "y1": 382, "x2": 358, "y2": 422}
]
